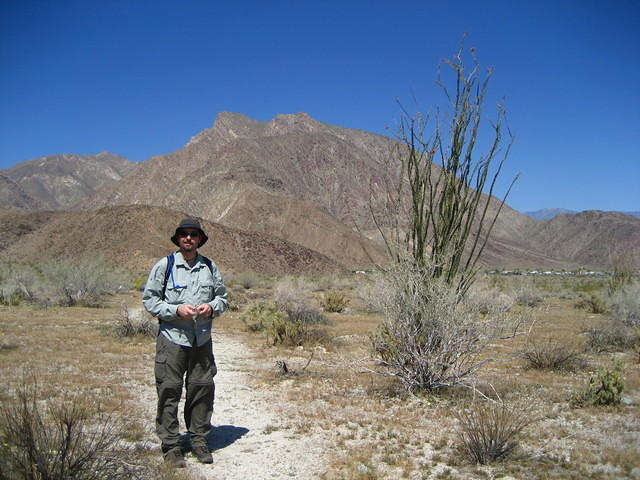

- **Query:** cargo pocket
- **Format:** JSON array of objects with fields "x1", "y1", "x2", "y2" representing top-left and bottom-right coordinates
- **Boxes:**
[{"x1": 155, "y1": 351, "x2": 167, "y2": 383}]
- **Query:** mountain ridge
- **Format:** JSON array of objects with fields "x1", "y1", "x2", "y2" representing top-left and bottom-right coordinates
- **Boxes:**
[
  {"x1": 1, "y1": 152, "x2": 134, "y2": 210},
  {"x1": 2, "y1": 112, "x2": 638, "y2": 271}
]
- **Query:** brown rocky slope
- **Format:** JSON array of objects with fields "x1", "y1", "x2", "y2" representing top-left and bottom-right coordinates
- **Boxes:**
[
  {"x1": 5, "y1": 112, "x2": 637, "y2": 271},
  {"x1": 0, "y1": 206, "x2": 343, "y2": 274},
  {"x1": 80, "y1": 112, "x2": 564, "y2": 269}
]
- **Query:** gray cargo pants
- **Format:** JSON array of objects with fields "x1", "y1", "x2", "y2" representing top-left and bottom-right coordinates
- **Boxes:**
[{"x1": 154, "y1": 333, "x2": 217, "y2": 452}]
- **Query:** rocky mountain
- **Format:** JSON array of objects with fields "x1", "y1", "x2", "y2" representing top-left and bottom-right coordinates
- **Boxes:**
[
  {"x1": 0, "y1": 174, "x2": 48, "y2": 211},
  {"x1": 0, "y1": 205, "x2": 342, "y2": 274},
  {"x1": 521, "y1": 210, "x2": 640, "y2": 268},
  {"x1": 3, "y1": 112, "x2": 638, "y2": 271},
  {"x1": 78, "y1": 111, "x2": 571, "y2": 269},
  {"x1": 525, "y1": 208, "x2": 640, "y2": 220},
  {"x1": 0, "y1": 152, "x2": 134, "y2": 210},
  {"x1": 80, "y1": 112, "x2": 393, "y2": 268}
]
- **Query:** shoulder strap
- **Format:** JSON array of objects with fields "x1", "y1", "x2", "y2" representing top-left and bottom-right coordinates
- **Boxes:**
[
  {"x1": 161, "y1": 253, "x2": 175, "y2": 301},
  {"x1": 201, "y1": 255, "x2": 214, "y2": 278}
]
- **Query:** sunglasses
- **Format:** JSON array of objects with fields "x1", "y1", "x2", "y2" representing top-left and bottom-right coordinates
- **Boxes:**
[{"x1": 177, "y1": 230, "x2": 201, "y2": 238}]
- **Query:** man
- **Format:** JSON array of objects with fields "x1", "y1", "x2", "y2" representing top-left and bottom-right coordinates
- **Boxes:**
[{"x1": 143, "y1": 218, "x2": 227, "y2": 467}]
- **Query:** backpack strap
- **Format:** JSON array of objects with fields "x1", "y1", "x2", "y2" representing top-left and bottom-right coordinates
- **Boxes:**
[
  {"x1": 161, "y1": 253, "x2": 175, "y2": 301},
  {"x1": 201, "y1": 255, "x2": 214, "y2": 278}
]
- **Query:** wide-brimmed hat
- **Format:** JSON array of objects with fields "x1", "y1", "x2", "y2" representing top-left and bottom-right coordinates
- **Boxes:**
[{"x1": 171, "y1": 218, "x2": 208, "y2": 247}]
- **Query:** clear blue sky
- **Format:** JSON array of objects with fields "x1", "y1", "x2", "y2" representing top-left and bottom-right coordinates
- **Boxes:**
[{"x1": 1, "y1": 0, "x2": 638, "y2": 213}]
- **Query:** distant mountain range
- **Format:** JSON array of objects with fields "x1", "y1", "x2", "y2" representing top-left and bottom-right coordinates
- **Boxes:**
[
  {"x1": 0, "y1": 152, "x2": 134, "y2": 210},
  {"x1": 525, "y1": 208, "x2": 640, "y2": 220},
  {"x1": 1, "y1": 112, "x2": 639, "y2": 272}
]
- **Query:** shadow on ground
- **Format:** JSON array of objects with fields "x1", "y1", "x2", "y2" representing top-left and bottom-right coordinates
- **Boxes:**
[
  {"x1": 208, "y1": 425, "x2": 249, "y2": 451},
  {"x1": 178, "y1": 425, "x2": 249, "y2": 452}
]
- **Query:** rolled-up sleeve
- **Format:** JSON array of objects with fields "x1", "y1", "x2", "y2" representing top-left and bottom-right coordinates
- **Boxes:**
[{"x1": 142, "y1": 258, "x2": 180, "y2": 321}]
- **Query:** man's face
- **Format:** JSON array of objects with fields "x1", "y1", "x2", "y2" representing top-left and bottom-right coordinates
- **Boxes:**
[{"x1": 177, "y1": 229, "x2": 201, "y2": 251}]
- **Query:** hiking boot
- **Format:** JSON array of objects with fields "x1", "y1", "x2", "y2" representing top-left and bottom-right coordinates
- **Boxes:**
[
  {"x1": 163, "y1": 447, "x2": 186, "y2": 468},
  {"x1": 192, "y1": 445, "x2": 213, "y2": 464}
]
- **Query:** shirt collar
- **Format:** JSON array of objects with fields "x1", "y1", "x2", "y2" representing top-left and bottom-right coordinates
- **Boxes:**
[{"x1": 175, "y1": 251, "x2": 200, "y2": 267}]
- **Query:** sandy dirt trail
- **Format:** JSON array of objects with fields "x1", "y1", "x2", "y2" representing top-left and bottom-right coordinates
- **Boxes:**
[{"x1": 139, "y1": 328, "x2": 329, "y2": 479}]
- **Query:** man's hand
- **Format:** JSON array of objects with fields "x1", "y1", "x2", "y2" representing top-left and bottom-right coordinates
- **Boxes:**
[
  {"x1": 177, "y1": 304, "x2": 198, "y2": 318},
  {"x1": 177, "y1": 304, "x2": 213, "y2": 318},
  {"x1": 196, "y1": 303, "x2": 213, "y2": 318}
]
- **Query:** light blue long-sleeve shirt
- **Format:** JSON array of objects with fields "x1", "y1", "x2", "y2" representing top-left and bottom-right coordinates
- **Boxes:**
[{"x1": 142, "y1": 251, "x2": 227, "y2": 347}]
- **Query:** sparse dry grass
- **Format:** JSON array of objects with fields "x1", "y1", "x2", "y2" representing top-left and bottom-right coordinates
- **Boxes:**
[
  {"x1": 228, "y1": 275, "x2": 640, "y2": 479},
  {"x1": 0, "y1": 291, "x2": 160, "y2": 474},
  {"x1": 2, "y1": 275, "x2": 639, "y2": 479}
]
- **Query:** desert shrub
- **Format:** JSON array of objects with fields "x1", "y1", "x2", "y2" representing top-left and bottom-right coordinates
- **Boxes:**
[
  {"x1": 226, "y1": 271, "x2": 261, "y2": 290},
  {"x1": 465, "y1": 281, "x2": 513, "y2": 315},
  {"x1": 286, "y1": 307, "x2": 330, "y2": 326},
  {"x1": 356, "y1": 274, "x2": 385, "y2": 313},
  {"x1": 226, "y1": 289, "x2": 248, "y2": 311},
  {"x1": 39, "y1": 257, "x2": 124, "y2": 307},
  {"x1": 371, "y1": 262, "x2": 529, "y2": 392},
  {"x1": 609, "y1": 281, "x2": 640, "y2": 327},
  {"x1": 512, "y1": 283, "x2": 544, "y2": 308},
  {"x1": 242, "y1": 297, "x2": 329, "y2": 346},
  {"x1": 522, "y1": 336, "x2": 584, "y2": 372},
  {"x1": 274, "y1": 275, "x2": 329, "y2": 323},
  {"x1": 457, "y1": 401, "x2": 533, "y2": 464},
  {"x1": 607, "y1": 252, "x2": 635, "y2": 295},
  {"x1": 267, "y1": 315, "x2": 307, "y2": 346},
  {"x1": 372, "y1": 46, "x2": 517, "y2": 298},
  {"x1": 112, "y1": 305, "x2": 157, "y2": 338},
  {"x1": 0, "y1": 379, "x2": 146, "y2": 480},
  {"x1": 273, "y1": 276, "x2": 314, "y2": 312},
  {"x1": 0, "y1": 262, "x2": 39, "y2": 305},
  {"x1": 575, "y1": 294, "x2": 608, "y2": 314},
  {"x1": 241, "y1": 302, "x2": 307, "y2": 346},
  {"x1": 584, "y1": 317, "x2": 639, "y2": 353},
  {"x1": 241, "y1": 301, "x2": 286, "y2": 333},
  {"x1": 0, "y1": 289, "x2": 23, "y2": 306},
  {"x1": 321, "y1": 291, "x2": 350, "y2": 313},
  {"x1": 131, "y1": 276, "x2": 147, "y2": 292},
  {"x1": 570, "y1": 360, "x2": 625, "y2": 407}
]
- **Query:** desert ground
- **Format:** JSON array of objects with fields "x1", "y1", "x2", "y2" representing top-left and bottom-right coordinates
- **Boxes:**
[{"x1": 1, "y1": 271, "x2": 639, "y2": 480}]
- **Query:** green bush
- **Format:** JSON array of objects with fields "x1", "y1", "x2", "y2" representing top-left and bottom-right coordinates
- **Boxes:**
[
  {"x1": 267, "y1": 315, "x2": 307, "y2": 346},
  {"x1": 242, "y1": 300, "x2": 329, "y2": 346},
  {"x1": 241, "y1": 301, "x2": 286, "y2": 333},
  {"x1": 131, "y1": 276, "x2": 147, "y2": 292},
  {"x1": 321, "y1": 291, "x2": 350, "y2": 313},
  {"x1": 571, "y1": 360, "x2": 625, "y2": 407}
]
